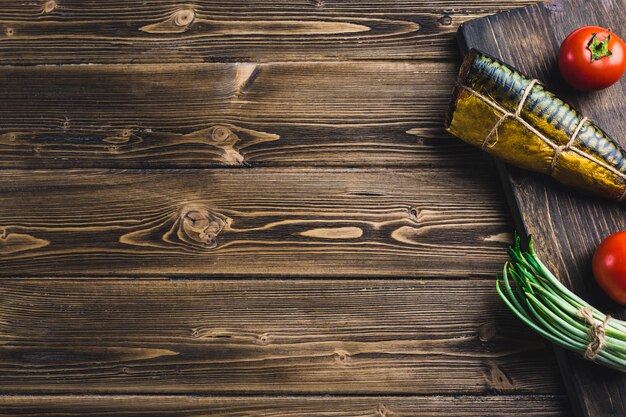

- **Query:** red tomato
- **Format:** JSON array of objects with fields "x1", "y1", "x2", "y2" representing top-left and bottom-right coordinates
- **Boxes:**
[
  {"x1": 558, "y1": 26, "x2": 626, "y2": 91},
  {"x1": 593, "y1": 231, "x2": 626, "y2": 305}
]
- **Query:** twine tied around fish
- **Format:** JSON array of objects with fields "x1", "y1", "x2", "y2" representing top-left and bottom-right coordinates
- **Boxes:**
[
  {"x1": 456, "y1": 79, "x2": 626, "y2": 201},
  {"x1": 458, "y1": 80, "x2": 588, "y2": 163}
]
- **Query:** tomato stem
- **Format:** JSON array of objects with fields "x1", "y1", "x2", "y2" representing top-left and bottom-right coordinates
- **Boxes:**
[{"x1": 588, "y1": 32, "x2": 613, "y2": 62}]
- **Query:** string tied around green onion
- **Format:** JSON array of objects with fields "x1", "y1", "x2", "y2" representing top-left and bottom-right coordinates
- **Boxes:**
[
  {"x1": 577, "y1": 307, "x2": 611, "y2": 360},
  {"x1": 496, "y1": 234, "x2": 626, "y2": 372}
]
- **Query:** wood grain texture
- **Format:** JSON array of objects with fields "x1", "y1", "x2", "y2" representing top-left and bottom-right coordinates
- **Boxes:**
[
  {"x1": 458, "y1": 0, "x2": 626, "y2": 416},
  {"x1": 0, "y1": 168, "x2": 511, "y2": 277},
  {"x1": 0, "y1": 279, "x2": 563, "y2": 394},
  {"x1": 0, "y1": 61, "x2": 484, "y2": 169},
  {"x1": 0, "y1": 0, "x2": 568, "y2": 413},
  {"x1": 0, "y1": 0, "x2": 538, "y2": 64},
  {"x1": 0, "y1": 395, "x2": 572, "y2": 416}
]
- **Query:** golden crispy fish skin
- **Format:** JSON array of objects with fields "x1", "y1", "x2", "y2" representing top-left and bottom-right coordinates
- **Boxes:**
[{"x1": 445, "y1": 49, "x2": 626, "y2": 202}]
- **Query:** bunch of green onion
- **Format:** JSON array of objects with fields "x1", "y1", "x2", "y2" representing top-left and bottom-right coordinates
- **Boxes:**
[{"x1": 496, "y1": 234, "x2": 626, "y2": 372}]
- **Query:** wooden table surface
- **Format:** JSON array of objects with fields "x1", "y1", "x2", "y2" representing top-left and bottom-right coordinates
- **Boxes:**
[{"x1": 0, "y1": 1, "x2": 572, "y2": 415}]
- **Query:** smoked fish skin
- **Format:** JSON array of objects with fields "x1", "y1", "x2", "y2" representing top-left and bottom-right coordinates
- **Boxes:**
[{"x1": 446, "y1": 49, "x2": 626, "y2": 202}]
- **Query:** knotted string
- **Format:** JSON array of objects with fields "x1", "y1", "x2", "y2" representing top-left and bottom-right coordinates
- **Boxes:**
[
  {"x1": 549, "y1": 116, "x2": 588, "y2": 172},
  {"x1": 479, "y1": 79, "x2": 538, "y2": 150},
  {"x1": 577, "y1": 307, "x2": 610, "y2": 360}
]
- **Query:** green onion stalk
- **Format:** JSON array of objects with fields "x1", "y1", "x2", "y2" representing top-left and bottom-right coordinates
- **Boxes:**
[{"x1": 497, "y1": 234, "x2": 626, "y2": 372}]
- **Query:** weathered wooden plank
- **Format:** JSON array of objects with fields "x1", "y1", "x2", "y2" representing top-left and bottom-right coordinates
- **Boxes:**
[
  {"x1": 0, "y1": 279, "x2": 563, "y2": 394},
  {"x1": 458, "y1": 0, "x2": 626, "y2": 416},
  {"x1": 0, "y1": 61, "x2": 483, "y2": 168},
  {"x1": 0, "y1": 168, "x2": 509, "y2": 277},
  {"x1": 0, "y1": 0, "x2": 539, "y2": 64},
  {"x1": 0, "y1": 395, "x2": 572, "y2": 416}
]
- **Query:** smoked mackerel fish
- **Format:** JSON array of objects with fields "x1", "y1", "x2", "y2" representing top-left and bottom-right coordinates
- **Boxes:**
[{"x1": 446, "y1": 49, "x2": 626, "y2": 202}]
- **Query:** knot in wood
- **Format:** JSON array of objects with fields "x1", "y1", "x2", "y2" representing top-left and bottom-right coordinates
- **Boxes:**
[
  {"x1": 174, "y1": 9, "x2": 195, "y2": 27},
  {"x1": 209, "y1": 125, "x2": 238, "y2": 147},
  {"x1": 334, "y1": 349, "x2": 350, "y2": 363},
  {"x1": 42, "y1": 0, "x2": 57, "y2": 13},
  {"x1": 543, "y1": 0, "x2": 564, "y2": 12},
  {"x1": 478, "y1": 322, "x2": 497, "y2": 342},
  {"x1": 179, "y1": 206, "x2": 227, "y2": 248},
  {"x1": 488, "y1": 362, "x2": 513, "y2": 391},
  {"x1": 5, "y1": 27, "x2": 14, "y2": 37},
  {"x1": 257, "y1": 333, "x2": 270, "y2": 345},
  {"x1": 377, "y1": 405, "x2": 390, "y2": 417},
  {"x1": 408, "y1": 206, "x2": 423, "y2": 222},
  {"x1": 438, "y1": 14, "x2": 452, "y2": 26},
  {"x1": 212, "y1": 126, "x2": 230, "y2": 142}
]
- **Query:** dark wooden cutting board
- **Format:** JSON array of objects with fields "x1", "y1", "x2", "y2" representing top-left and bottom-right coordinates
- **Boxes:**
[{"x1": 457, "y1": 0, "x2": 626, "y2": 416}]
